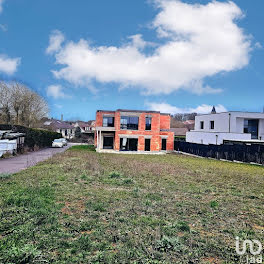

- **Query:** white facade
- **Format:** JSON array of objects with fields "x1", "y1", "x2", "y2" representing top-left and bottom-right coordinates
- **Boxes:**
[
  {"x1": 56, "y1": 128, "x2": 75, "y2": 139},
  {"x1": 186, "y1": 112, "x2": 264, "y2": 145}
]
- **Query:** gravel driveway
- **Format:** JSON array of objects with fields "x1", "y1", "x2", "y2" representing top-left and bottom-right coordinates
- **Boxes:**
[{"x1": 0, "y1": 144, "x2": 73, "y2": 174}]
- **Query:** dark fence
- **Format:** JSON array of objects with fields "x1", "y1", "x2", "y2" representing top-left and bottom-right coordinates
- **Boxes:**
[{"x1": 174, "y1": 141, "x2": 264, "y2": 165}]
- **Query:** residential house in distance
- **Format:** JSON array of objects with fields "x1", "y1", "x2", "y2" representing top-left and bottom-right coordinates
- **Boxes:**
[
  {"x1": 43, "y1": 119, "x2": 75, "y2": 139},
  {"x1": 183, "y1": 120, "x2": 195, "y2": 131},
  {"x1": 72, "y1": 120, "x2": 95, "y2": 133},
  {"x1": 170, "y1": 127, "x2": 189, "y2": 137},
  {"x1": 95, "y1": 109, "x2": 174, "y2": 153},
  {"x1": 71, "y1": 120, "x2": 95, "y2": 144},
  {"x1": 186, "y1": 111, "x2": 264, "y2": 145}
]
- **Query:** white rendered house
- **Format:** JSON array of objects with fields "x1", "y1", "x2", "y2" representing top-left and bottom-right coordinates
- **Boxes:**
[{"x1": 186, "y1": 111, "x2": 264, "y2": 145}]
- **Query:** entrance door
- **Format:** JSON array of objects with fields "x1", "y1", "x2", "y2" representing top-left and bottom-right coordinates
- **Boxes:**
[
  {"x1": 145, "y1": 139, "x2": 150, "y2": 151},
  {"x1": 162, "y1": 138, "x2": 167, "y2": 151},
  {"x1": 103, "y1": 136, "x2": 114, "y2": 149}
]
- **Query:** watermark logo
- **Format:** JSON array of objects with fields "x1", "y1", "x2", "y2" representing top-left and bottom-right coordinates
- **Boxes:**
[{"x1": 236, "y1": 237, "x2": 263, "y2": 263}]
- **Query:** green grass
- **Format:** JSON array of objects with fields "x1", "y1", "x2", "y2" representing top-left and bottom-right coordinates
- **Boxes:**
[
  {"x1": 69, "y1": 144, "x2": 96, "y2": 151},
  {"x1": 0, "y1": 150, "x2": 263, "y2": 263}
]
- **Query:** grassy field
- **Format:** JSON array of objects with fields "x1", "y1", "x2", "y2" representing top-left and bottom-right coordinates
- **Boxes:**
[{"x1": 0, "y1": 147, "x2": 263, "y2": 263}]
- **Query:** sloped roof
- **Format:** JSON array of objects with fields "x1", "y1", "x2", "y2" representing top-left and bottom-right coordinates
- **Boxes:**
[
  {"x1": 169, "y1": 127, "x2": 188, "y2": 136},
  {"x1": 45, "y1": 119, "x2": 74, "y2": 129}
]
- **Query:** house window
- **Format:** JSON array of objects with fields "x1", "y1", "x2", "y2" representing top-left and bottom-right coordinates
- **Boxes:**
[
  {"x1": 65, "y1": 129, "x2": 68, "y2": 136},
  {"x1": 103, "y1": 116, "x2": 115, "y2": 127},
  {"x1": 244, "y1": 119, "x2": 259, "y2": 139},
  {"x1": 145, "y1": 138, "x2": 150, "y2": 151},
  {"x1": 200, "y1": 121, "x2": 204, "y2": 129},
  {"x1": 210, "y1": 121, "x2": 214, "y2": 129},
  {"x1": 145, "y1": 117, "x2": 152, "y2": 130},
  {"x1": 120, "y1": 138, "x2": 138, "y2": 151},
  {"x1": 120, "y1": 116, "x2": 139, "y2": 130},
  {"x1": 103, "y1": 136, "x2": 114, "y2": 149},
  {"x1": 162, "y1": 138, "x2": 167, "y2": 150}
]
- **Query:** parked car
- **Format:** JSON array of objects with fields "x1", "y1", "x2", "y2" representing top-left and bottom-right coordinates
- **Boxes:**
[
  {"x1": 52, "y1": 139, "x2": 64, "y2": 148},
  {"x1": 59, "y1": 138, "x2": 67, "y2": 146}
]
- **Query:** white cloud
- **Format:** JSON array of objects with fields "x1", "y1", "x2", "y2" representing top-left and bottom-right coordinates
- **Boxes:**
[
  {"x1": 0, "y1": 1, "x2": 21, "y2": 75},
  {"x1": 255, "y1": 42, "x2": 262, "y2": 49},
  {"x1": 0, "y1": 0, "x2": 4, "y2": 13},
  {"x1": 146, "y1": 102, "x2": 227, "y2": 114},
  {"x1": 46, "y1": 85, "x2": 70, "y2": 99},
  {"x1": 49, "y1": 0, "x2": 251, "y2": 95},
  {"x1": 0, "y1": 54, "x2": 20, "y2": 75},
  {"x1": 46, "y1": 30, "x2": 65, "y2": 55}
]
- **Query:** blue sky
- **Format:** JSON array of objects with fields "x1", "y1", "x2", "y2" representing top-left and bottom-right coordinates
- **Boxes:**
[{"x1": 0, "y1": 0, "x2": 263, "y2": 121}]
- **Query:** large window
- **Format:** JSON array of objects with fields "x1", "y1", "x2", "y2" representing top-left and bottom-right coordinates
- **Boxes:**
[
  {"x1": 145, "y1": 117, "x2": 152, "y2": 130},
  {"x1": 120, "y1": 138, "x2": 138, "y2": 151},
  {"x1": 120, "y1": 116, "x2": 139, "y2": 130},
  {"x1": 200, "y1": 121, "x2": 204, "y2": 129},
  {"x1": 244, "y1": 119, "x2": 259, "y2": 139},
  {"x1": 103, "y1": 116, "x2": 115, "y2": 127}
]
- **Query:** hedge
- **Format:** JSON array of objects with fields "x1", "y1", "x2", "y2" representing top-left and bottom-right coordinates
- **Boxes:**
[{"x1": 0, "y1": 124, "x2": 62, "y2": 149}]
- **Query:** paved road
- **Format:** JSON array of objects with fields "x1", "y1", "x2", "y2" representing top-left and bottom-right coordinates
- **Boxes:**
[{"x1": 0, "y1": 144, "x2": 73, "y2": 174}]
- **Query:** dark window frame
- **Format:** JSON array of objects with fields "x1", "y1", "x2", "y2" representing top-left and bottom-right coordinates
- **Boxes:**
[
  {"x1": 161, "y1": 138, "x2": 167, "y2": 151},
  {"x1": 103, "y1": 136, "x2": 114, "y2": 149},
  {"x1": 103, "y1": 116, "x2": 115, "y2": 127},
  {"x1": 145, "y1": 138, "x2": 151, "y2": 151},
  {"x1": 200, "y1": 121, "x2": 204, "y2": 129},
  {"x1": 210, "y1": 121, "x2": 215, "y2": 130},
  {"x1": 120, "y1": 138, "x2": 138, "y2": 151},
  {"x1": 244, "y1": 119, "x2": 259, "y2": 139},
  {"x1": 120, "y1": 116, "x2": 139, "y2": 130},
  {"x1": 145, "y1": 117, "x2": 152, "y2": 131}
]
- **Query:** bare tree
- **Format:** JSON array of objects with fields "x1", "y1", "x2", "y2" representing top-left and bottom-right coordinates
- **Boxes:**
[
  {"x1": 0, "y1": 81, "x2": 49, "y2": 127},
  {"x1": 10, "y1": 82, "x2": 25, "y2": 125},
  {"x1": 18, "y1": 84, "x2": 49, "y2": 127},
  {"x1": 0, "y1": 82, "x2": 12, "y2": 124}
]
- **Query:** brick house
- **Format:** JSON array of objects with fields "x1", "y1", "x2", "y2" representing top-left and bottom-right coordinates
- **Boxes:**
[{"x1": 95, "y1": 109, "x2": 174, "y2": 153}]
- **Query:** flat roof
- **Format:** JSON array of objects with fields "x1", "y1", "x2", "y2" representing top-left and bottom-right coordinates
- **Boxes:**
[
  {"x1": 97, "y1": 109, "x2": 171, "y2": 115},
  {"x1": 197, "y1": 111, "x2": 264, "y2": 116}
]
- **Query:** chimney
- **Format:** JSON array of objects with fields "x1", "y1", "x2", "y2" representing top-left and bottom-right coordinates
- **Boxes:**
[
  {"x1": 61, "y1": 114, "x2": 63, "y2": 121},
  {"x1": 211, "y1": 106, "x2": 216, "y2": 114}
]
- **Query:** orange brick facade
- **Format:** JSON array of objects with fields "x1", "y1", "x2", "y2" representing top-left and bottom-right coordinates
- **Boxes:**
[{"x1": 95, "y1": 109, "x2": 174, "y2": 152}]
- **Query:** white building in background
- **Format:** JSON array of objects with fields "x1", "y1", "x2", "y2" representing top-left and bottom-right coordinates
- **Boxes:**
[{"x1": 186, "y1": 111, "x2": 264, "y2": 145}]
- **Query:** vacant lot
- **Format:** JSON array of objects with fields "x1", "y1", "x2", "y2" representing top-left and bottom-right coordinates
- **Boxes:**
[{"x1": 0, "y1": 146, "x2": 263, "y2": 263}]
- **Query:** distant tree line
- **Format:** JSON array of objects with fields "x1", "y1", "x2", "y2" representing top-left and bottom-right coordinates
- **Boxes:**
[
  {"x1": 0, "y1": 81, "x2": 48, "y2": 128},
  {"x1": 172, "y1": 113, "x2": 197, "y2": 121},
  {"x1": 170, "y1": 113, "x2": 197, "y2": 128}
]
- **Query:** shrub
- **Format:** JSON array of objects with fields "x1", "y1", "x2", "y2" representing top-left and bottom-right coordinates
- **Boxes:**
[
  {"x1": 122, "y1": 178, "x2": 134, "y2": 185},
  {"x1": 174, "y1": 221, "x2": 190, "y2": 232},
  {"x1": 109, "y1": 171, "x2": 121, "y2": 178},
  {"x1": 0, "y1": 173, "x2": 11, "y2": 180},
  {"x1": 155, "y1": 236, "x2": 184, "y2": 252},
  {"x1": 210, "y1": 200, "x2": 219, "y2": 209},
  {"x1": 0, "y1": 124, "x2": 61, "y2": 149}
]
